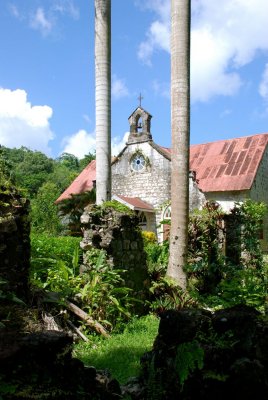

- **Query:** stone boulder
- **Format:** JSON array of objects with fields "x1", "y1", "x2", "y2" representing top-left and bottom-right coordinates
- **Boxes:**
[
  {"x1": 80, "y1": 205, "x2": 149, "y2": 296},
  {"x1": 133, "y1": 305, "x2": 268, "y2": 400}
]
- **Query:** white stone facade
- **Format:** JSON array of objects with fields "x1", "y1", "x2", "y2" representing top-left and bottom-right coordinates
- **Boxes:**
[
  {"x1": 112, "y1": 141, "x2": 171, "y2": 239},
  {"x1": 111, "y1": 131, "x2": 205, "y2": 241}
]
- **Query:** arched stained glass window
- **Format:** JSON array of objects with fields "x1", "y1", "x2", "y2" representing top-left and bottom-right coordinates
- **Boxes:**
[{"x1": 163, "y1": 205, "x2": 171, "y2": 220}]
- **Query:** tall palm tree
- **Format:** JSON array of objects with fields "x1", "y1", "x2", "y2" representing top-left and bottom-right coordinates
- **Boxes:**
[
  {"x1": 166, "y1": 0, "x2": 191, "y2": 289},
  {"x1": 95, "y1": 0, "x2": 111, "y2": 204}
]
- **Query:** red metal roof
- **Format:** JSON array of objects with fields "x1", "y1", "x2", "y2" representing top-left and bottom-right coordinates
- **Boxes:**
[
  {"x1": 55, "y1": 160, "x2": 96, "y2": 203},
  {"x1": 55, "y1": 133, "x2": 268, "y2": 203},
  {"x1": 189, "y1": 134, "x2": 268, "y2": 192}
]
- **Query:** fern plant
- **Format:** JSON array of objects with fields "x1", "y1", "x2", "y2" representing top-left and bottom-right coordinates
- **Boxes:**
[{"x1": 175, "y1": 341, "x2": 204, "y2": 387}]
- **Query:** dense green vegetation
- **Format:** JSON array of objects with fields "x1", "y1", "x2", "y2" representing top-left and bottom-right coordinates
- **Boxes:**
[
  {"x1": 1, "y1": 144, "x2": 267, "y2": 385},
  {"x1": 0, "y1": 145, "x2": 96, "y2": 235},
  {"x1": 28, "y1": 197, "x2": 267, "y2": 383},
  {"x1": 0, "y1": 146, "x2": 95, "y2": 197},
  {"x1": 146, "y1": 200, "x2": 268, "y2": 313}
]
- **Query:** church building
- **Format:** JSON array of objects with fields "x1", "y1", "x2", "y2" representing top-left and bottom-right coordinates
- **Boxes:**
[{"x1": 56, "y1": 106, "x2": 268, "y2": 250}]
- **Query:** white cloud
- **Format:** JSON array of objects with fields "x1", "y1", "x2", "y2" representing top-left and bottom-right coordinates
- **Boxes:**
[
  {"x1": 220, "y1": 109, "x2": 233, "y2": 118},
  {"x1": 9, "y1": 4, "x2": 21, "y2": 19},
  {"x1": 61, "y1": 130, "x2": 96, "y2": 159},
  {"x1": 62, "y1": 130, "x2": 129, "y2": 159},
  {"x1": 137, "y1": 1, "x2": 169, "y2": 66},
  {"x1": 30, "y1": 7, "x2": 53, "y2": 36},
  {"x1": 152, "y1": 79, "x2": 170, "y2": 98},
  {"x1": 138, "y1": 0, "x2": 268, "y2": 102},
  {"x1": 52, "y1": 1, "x2": 79, "y2": 20},
  {"x1": 112, "y1": 75, "x2": 129, "y2": 100},
  {"x1": 191, "y1": 27, "x2": 242, "y2": 102},
  {"x1": 111, "y1": 132, "x2": 129, "y2": 156},
  {"x1": 83, "y1": 114, "x2": 91, "y2": 124},
  {"x1": 10, "y1": 1, "x2": 79, "y2": 36},
  {"x1": 0, "y1": 88, "x2": 54, "y2": 154},
  {"x1": 259, "y1": 64, "x2": 268, "y2": 101}
]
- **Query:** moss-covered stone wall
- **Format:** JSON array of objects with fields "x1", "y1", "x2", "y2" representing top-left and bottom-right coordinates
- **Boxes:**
[
  {"x1": 0, "y1": 185, "x2": 30, "y2": 300},
  {"x1": 80, "y1": 205, "x2": 149, "y2": 295}
]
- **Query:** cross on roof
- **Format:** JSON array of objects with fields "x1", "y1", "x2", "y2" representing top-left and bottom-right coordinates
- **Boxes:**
[{"x1": 138, "y1": 93, "x2": 143, "y2": 107}]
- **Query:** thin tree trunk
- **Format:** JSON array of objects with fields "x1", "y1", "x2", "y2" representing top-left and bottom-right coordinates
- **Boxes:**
[
  {"x1": 95, "y1": 0, "x2": 111, "y2": 204},
  {"x1": 66, "y1": 320, "x2": 89, "y2": 342},
  {"x1": 166, "y1": 0, "x2": 191, "y2": 289},
  {"x1": 65, "y1": 300, "x2": 110, "y2": 338}
]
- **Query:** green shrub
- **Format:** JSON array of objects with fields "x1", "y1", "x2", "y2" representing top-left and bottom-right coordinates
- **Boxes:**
[
  {"x1": 144, "y1": 240, "x2": 169, "y2": 278},
  {"x1": 30, "y1": 236, "x2": 138, "y2": 331},
  {"x1": 77, "y1": 248, "x2": 137, "y2": 330},
  {"x1": 187, "y1": 201, "x2": 225, "y2": 294},
  {"x1": 149, "y1": 200, "x2": 268, "y2": 312},
  {"x1": 175, "y1": 341, "x2": 204, "y2": 387},
  {"x1": 148, "y1": 276, "x2": 198, "y2": 314},
  {"x1": 31, "y1": 233, "x2": 81, "y2": 265}
]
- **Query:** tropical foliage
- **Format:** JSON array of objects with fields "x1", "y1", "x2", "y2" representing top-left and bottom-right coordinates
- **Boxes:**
[
  {"x1": 30, "y1": 235, "x2": 137, "y2": 332},
  {"x1": 144, "y1": 200, "x2": 268, "y2": 313}
]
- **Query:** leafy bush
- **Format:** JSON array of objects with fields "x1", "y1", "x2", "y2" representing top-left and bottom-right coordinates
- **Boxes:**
[
  {"x1": 57, "y1": 190, "x2": 96, "y2": 237},
  {"x1": 31, "y1": 182, "x2": 63, "y2": 236},
  {"x1": 30, "y1": 235, "x2": 138, "y2": 331},
  {"x1": 186, "y1": 200, "x2": 268, "y2": 312},
  {"x1": 175, "y1": 341, "x2": 204, "y2": 387},
  {"x1": 187, "y1": 201, "x2": 225, "y2": 294},
  {"x1": 209, "y1": 263, "x2": 268, "y2": 312},
  {"x1": 31, "y1": 233, "x2": 81, "y2": 266},
  {"x1": 144, "y1": 240, "x2": 169, "y2": 276},
  {"x1": 234, "y1": 199, "x2": 267, "y2": 269},
  {"x1": 77, "y1": 248, "x2": 138, "y2": 330},
  {"x1": 146, "y1": 200, "x2": 267, "y2": 313},
  {"x1": 101, "y1": 199, "x2": 134, "y2": 214},
  {"x1": 148, "y1": 276, "x2": 198, "y2": 314},
  {"x1": 30, "y1": 233, "x2": 82, "y2": 297}
]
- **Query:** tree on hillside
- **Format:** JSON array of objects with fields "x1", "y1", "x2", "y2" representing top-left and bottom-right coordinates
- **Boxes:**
[
  {"x1": 95, "y1": 0, "x2": 111, "y2": 204},
  {"x1": 79, "y1": 151, "x2": 96, "y2": 171},
  {"x1": 166, "y1": 0, "x2": 191, "y2": 289},
  {"x1": 56, "y1": 152, "x2": 80, "y2": 171},
  {"x1": 31, "y1": 182, "x2": 63, "y2": 235},
  {"x1": 48, "y1": 163, "x2": 78, "y2": 194},
  {"x1": 13, "y1": 149, "x2": 54, "y2": 197},
  {"x1": 0, "y1": 145, "x2": 95, "y2": 202}
]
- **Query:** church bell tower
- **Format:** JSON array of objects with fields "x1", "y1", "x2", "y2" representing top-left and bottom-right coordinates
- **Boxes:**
[{"x1": 127, "y1": 100, "x2": 152, "y2": 144}]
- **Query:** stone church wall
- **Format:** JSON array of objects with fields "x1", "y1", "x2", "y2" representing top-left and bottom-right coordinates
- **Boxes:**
[
  {"x1": 112, "y1": 141, "x2": 171, "y2": 238},
  {"x1": 112, "y1": 141, "x2": 206, "y2": 241},
  {"x1": 112, "y1": 142, "x2": 171, "y2": 209}
]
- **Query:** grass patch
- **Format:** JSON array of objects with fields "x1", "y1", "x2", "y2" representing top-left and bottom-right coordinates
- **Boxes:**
[{"x1": 73, "y1": 314, "x2": 159, "y2": 384}]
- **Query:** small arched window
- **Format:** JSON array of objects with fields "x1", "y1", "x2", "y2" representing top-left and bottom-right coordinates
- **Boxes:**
[
  {"x1": 162, "y1": 205, "x2": 171, "y2": 241},
  {"x1": 163, "y1": 206, "x2": 171, "y2": 220},
  {"x1": 135, "y1": 116, "x2": 143, "y2": 134},
  {"x1": 138, "y1": 211, "x2": 147, "y2": 227}
]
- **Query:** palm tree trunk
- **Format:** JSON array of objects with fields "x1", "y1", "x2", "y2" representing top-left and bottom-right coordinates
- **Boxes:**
[
  {"x1": 95, "y1": 0, "x2": 111, "y2": 204},
  {"x1": 166, "y1": 0, "x2": 191, "y2": 289}
]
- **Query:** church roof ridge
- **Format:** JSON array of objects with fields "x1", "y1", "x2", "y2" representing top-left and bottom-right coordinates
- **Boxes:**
[{"x1": 128, "y1": 106, "x2": 152, "y2": 119}]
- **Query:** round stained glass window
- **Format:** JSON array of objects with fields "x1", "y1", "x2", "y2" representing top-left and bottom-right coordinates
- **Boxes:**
[{"x1": 131, "y1": 154, "x2": 146, "y2": 172}]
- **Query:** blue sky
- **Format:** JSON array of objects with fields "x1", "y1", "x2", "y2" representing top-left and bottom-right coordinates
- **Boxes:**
[{"x1": 1, "y1": 0, "x2": 268, "y2": 159}]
